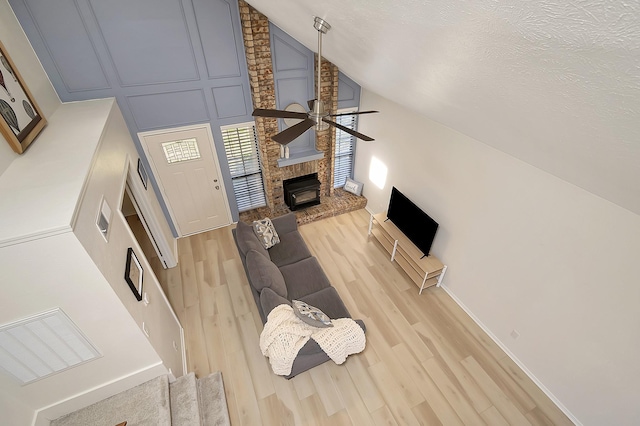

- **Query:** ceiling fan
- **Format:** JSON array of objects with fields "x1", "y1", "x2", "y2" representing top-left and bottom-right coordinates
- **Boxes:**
[{"x1": 252, "y1": 17, "x2": 378, "y2": 144}]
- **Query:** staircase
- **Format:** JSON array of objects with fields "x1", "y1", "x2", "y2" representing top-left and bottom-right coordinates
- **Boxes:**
[{"x1": 51, "y1": 372, "x2": 230, "y2": 426}]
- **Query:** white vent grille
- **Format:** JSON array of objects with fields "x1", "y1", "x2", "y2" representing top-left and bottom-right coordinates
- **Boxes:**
[{"x1": 0, "y1": 309, "x2": 101, "y2": 385}]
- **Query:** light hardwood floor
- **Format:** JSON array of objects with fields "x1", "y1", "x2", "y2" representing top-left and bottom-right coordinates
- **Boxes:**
[{"x1": 154, "y1": 209, "x2": 572, "y2": 425}]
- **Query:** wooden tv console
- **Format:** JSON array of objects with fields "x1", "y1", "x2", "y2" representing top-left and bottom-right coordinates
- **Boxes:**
[{"x1": 368, "y1": 212, "x2": 447, "y2": 294}]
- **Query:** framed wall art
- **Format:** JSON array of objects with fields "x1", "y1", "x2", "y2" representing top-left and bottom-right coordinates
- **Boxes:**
[
  {"x1": 137, "y1": 158, "x2": 148, "y2": 190},
  {"x1": 124, "y1": 247, "x2": 143, "y2": 301},
  {"x1": 0, "y1": 41, "x2": 47, "y2": 154}
]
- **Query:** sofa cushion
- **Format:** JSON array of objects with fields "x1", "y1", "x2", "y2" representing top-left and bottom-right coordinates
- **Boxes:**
[
  {"x1": 260, "y1": 287, "x2": 290, "y2": 316},
  {"x1": 279, "y1": 257, "x2": 331, "y2": 300},
  {"x1": 253, "y1": 218, "x2": 280, "y2": 249},
  {"x1": 271, "y1": 212, "x2": 298, "y2": 235},
  {"x1": 246, "y1": 250, "x2": 287, "y2": 297},
  {"x1": 299, "y1": 287, "x2": 351, "y2": 319},
  {"x1": 236, "y1": 221, "x2": 269, "y2": 259},
  {"x1": 267, "y1": 231, "x2": 311, "y2": 267}
]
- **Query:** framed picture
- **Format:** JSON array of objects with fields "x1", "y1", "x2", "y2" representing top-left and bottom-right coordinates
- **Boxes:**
[
  {"x1": 137, "y1": 158, "x2": 148, "y2": 190},
  {"x1": 124, "y1": 247, "x2": 143, "y2": 301},
  {"x1": 0, "y1": 41, "x2": 47, "y2": 154}
]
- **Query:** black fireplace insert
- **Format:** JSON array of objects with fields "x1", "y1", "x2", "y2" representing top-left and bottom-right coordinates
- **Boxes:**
[{"x1": 283, "y1": 173, "x2": 321, "y2": 211}]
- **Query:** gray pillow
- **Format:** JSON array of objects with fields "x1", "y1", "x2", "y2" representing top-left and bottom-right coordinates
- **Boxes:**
[
  {"x1": 236, "y1": 220, "x2": 269, "y2": 259},
  {"x1": 292, "y1": 300, "x2": 333, "y2": 328},
  {"x1": 343, "y1": 177, "x2": 363, "y2": 196},
  {"x1": 253, "y1": 217, "x2": 280, "y2": 249},
  {"x1": 245, "y1": 250, "x2": 287, "y2": 297}
]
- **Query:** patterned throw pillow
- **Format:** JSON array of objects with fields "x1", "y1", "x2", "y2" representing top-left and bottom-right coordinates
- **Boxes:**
[
  {"x1": 291, "y1": 300, "x2": 333, "y2": 328},
  {"x1": 253, "y1": 218, "x2": 280, "y2": 249}
]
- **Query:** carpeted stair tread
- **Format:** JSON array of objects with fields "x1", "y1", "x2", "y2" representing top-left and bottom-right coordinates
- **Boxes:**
[
  {"x1": 197, "y1": 372, "x2": 231, "y2": 426},
  {"x1": 169, "y1": 372, "x2": 201, "y2": 425},
  {"x1": 51, "y1": 375, "x2": 171, "y2": 426}
]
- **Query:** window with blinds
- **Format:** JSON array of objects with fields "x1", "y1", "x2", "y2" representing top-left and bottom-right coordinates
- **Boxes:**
[
  {"x1": 333, "y1": 108, "x2": 358, "y2": 188},
  {"x1": 221, "y1": 123, "x2": 266, "y2": 212}
]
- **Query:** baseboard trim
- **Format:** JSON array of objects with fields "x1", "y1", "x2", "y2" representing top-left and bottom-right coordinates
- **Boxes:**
[{"x1": 440, "y1": 284, "x2": 582, "y2": 426}]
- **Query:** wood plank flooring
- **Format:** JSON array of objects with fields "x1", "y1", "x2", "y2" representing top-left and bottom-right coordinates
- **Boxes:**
[{"x1": 154, "y1": 209, "x2": 572, "y2": 425}]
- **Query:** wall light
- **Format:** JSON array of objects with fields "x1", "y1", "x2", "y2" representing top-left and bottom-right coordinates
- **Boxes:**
[{"x1": 369, "y1": 156, "x2": 388, "y2": 189}]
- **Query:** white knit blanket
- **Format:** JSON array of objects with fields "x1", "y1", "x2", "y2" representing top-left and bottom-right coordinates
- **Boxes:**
[{"x1": 259, "y1": 304, "x2": 366, "y2": 376}]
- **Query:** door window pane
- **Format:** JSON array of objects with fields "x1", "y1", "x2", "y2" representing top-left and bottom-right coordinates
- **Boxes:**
[{"x1": 162, "y1": 138, "x2": 201, "y2": 164}]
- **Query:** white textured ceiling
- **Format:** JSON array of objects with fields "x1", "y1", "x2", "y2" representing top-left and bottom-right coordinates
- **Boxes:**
[{"x1": 246, "y1": 0, "x2": 640, "y2": 215}]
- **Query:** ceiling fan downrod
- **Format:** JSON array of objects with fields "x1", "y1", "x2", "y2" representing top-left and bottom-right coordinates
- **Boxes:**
[{"x1": 311, "y1": 17, "x2": 331, "y2": 131}]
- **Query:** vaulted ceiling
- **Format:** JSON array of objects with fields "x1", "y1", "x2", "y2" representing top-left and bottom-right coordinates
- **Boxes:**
[{"x1": 246, "y1": 0, "x2": 640, "y2": 215}]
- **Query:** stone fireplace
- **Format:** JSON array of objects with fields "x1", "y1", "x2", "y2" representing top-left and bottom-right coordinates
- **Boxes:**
[{"x1": 238, "y1": 1, "x2": 366, "y2": 224}]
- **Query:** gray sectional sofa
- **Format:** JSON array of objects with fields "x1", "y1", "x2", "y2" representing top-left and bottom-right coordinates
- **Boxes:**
[{"x1": 233, "y1": 212, "x2": 365, "y2": 378}]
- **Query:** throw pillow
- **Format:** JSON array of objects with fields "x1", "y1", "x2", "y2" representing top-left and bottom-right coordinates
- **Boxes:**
[
  {"x1": 253, "y1": 218, "x2": 280, "y2": 249},
  {"x1": 245, "y1": 250, "x2": 288, "y2": 298},
  {"x1": 291, "y1": 300, "x2": 333, "y2": 328},
  {"x1": 343, "y1": 177, "x2": 363, "y2": 196}
]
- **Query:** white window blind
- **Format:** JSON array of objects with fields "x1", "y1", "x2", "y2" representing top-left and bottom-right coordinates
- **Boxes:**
[
  {"x1": 333, "y1": 108, "x2": 357, "y2": 188},
  {"x1": 221, "y1": 123, "x2": 266, "y2": 212}
]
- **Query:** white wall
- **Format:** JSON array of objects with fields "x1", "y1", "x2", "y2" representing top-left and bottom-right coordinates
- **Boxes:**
[
  {"x1": 0, "y1": 0, "x2": 60, "y2": 174},
  {"x1": 356, "y1": 89, "x2": 640, "y2": 426},
  {"x1": 0, "y1": 388, "x2": 33, "y2": 426},
  {"x1": 71, "y1": 102, "x2": 183, "y2": 383},
  {"x1": 0, "y1": 232, "x2": 166, "y2": 424},
  {"x1": 0, "y1": 98, "x2": 182, "y2": 425}
]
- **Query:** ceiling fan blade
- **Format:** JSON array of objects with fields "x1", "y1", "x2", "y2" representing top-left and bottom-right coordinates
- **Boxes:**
[
  {"x1": 272, "y1": 118, "x2": 315, "y2": 144},
  {"x1": 323, "y1": 118, "x2": 374, "y2": 141},
  {"x1": 329, "y1": 110, "x2": 379, "y2": 117},
  {"x1": 308, "y1": 99, "x2": 315, "y2": 110},
  {"x1": 252, "y1": 108, "x2": 309, "y2": 119}
]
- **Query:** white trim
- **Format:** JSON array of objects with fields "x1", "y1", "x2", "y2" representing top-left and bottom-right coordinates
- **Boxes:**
[
  {"x1": 180, "y1": 326, "x2": 187, "y2": 377},
  {"x1": 118, "y1": 158, "x2": 184, "y2": 335},
  {"x1": 440, "y1": 284, "x2": 582, "y2": 426},
  {"x1": 220, "y1": 120, "x2": 256, "y2": 131},
  {"x1": 33, "y1": 362, "x2": 166, "y2": 426},
  {"x1": 337, "y1": 107, "x2": 358, "y2": 114},
  {"x1": 125, "y1": 158, "x2": 177, "y2": 268}
]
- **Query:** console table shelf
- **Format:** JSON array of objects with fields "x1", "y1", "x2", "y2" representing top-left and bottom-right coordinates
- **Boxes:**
[{"x1": 369, "y1": 212, "x2": 447, "y2": 293}]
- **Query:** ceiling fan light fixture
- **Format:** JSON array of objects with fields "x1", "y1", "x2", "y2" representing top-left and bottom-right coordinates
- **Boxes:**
[
  {"x1": 309, "y1": 99, "x2": 329, "y2": 131},
  {"x1": 315, "y1": 120, "x2": 330, "y2": 132}
]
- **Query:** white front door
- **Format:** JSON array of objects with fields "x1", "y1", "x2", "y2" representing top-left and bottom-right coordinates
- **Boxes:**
[{"x1": 139, "y1": 124, "x2": 232, "y2": 237}]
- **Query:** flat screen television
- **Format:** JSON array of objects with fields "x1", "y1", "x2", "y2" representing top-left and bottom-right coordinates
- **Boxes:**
[{"x1": 387, "y1": 187, "x2": 438, "y2": 257}]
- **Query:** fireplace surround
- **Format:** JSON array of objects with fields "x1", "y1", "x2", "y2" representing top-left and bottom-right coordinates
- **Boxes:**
[{"x1": 238, "y1": 3, "x2": 366, "y2": 225}]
